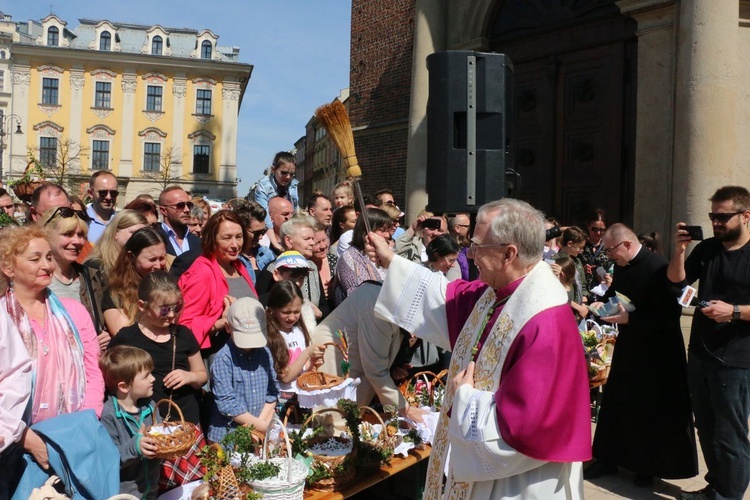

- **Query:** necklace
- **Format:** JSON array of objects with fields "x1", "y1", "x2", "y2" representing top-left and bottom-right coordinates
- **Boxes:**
[
  {"x1": 469, "y1": 294, "x2": 511, "y2": 361},
  {"x1": 54, "y1": 272, "x2": 75, "y2": 286}
]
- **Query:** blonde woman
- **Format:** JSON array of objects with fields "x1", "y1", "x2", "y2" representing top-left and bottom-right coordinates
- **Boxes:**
[{"x1": 85, "y1": 209, "x2": 149, "y2": 286}]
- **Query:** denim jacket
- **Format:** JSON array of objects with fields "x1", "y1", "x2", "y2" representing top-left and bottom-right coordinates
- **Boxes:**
[{"x1": 251, "y1": 174, "x2": 299, "y2": 226}]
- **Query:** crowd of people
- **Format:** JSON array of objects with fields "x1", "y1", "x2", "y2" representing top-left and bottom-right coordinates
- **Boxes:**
[{"x1": 0, "y1": 150, "x2": 747, "y2": 500}]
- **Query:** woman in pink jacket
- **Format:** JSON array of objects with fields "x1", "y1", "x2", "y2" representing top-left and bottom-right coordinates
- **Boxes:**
[{"x1": 178, "y1": 210, "x2": 257, "y2": 358}]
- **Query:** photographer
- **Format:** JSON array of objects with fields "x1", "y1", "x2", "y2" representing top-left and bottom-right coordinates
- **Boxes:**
[
  {"x1": 667, "y1": 186, "x2": 750, "y2": 500},
  {"x1": 394, "y1": 211, "x2": 460, "y2": 281}
]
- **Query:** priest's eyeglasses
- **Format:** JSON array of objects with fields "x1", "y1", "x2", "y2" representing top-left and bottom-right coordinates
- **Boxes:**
[
  {"x1": 468, "y1": 241, "x2": 510, "y2": 258},
  {"x1": 603, "y1": 241, "x2": 627, "y2": 255}
]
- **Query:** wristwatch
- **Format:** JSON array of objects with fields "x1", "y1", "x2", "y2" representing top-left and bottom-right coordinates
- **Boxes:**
[{"x1": 733, "y1": 305, "x2": 741, "y2": 321}]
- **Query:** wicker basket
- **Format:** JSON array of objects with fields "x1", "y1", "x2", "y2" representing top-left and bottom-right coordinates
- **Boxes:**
[
  {"x1": 146, "y1": 399, "x2": 198, "y2": 460},
  {"x1": 302, "y1": 407, "x2": 357, "y2": 492},
  {"x1": 356, "y1": 406, "x2": 397, "y2": 471},
  {"x1": 296, "y1": 342, "x2": 347, "y2": 391},
  {"x1": 400, "y1": 370, "x2": 446, "y2": 408},
  {"x1": 588, "y1": 338, "x2": 615, "y2": 388},
  {"x1": 11, "y1": 162, "x2": 45, "y2": 201},
  {"x1": 246, "y1": 414, "x2": 308, "y2": 500}
]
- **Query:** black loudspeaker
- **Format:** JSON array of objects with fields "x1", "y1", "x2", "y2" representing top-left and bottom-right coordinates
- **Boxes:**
[{"x1": 426, "y1": 51, "x2": 513, "y2": 214}]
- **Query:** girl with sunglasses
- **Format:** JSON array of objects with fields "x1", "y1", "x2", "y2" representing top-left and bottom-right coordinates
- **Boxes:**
[
  {"x1": 108, "y1": 271, "x2": 207, "y2": 490},
  {"x1": 579, "y1": 208, "x2": 614, "y2": 293},
  {"x1": 108, "y1": 271, "x2": 206, "y2": 427}
]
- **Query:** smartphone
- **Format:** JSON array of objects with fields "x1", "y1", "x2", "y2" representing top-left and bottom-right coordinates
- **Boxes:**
[
  {"x1": 421, "y1": 218, "x2": 442, "y2": 230},
  {"x1": 596, "y1": 266, "x2": 607, "y2": 278},
  {"x1": 679, "y1": 225, "x2": 704, "y2": 241}
]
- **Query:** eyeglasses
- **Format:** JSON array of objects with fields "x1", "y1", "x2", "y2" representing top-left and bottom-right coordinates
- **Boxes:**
[
  {"x1": 603, "y1": 241, "x2": 627, "y2": 254},
  {"x1": 250, "y1": 228, "x2": 268, "y2": 238},
  {"x1": 589, "y1": 227, "x2": 606, "y2": 234},
  {"x1": 708, "y1": 211, "x2": 744, "y2": 223},
  {"x1": 43, "y1": 206, "x2": 91, "y2": 226},
  {"x1": 454, "y1": 224, "x2": 471, "y2": 228},
  {"x1": 277, "y1": 170, "x2": 295, "y2": 178},
  {"x1": 467, "y1": 241, "x2": 510, "y2": 257},
  {"x1": 162, "y1": 201, "x2": 195, "y2": 211},
  {"x1": 147, "y1": 302, "x2": 184, "y2": 318},
  {"x1": 97, "y1": 190, "x2": 119, "y2": 198}
]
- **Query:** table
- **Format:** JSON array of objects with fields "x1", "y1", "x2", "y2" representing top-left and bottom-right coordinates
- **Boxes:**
[{"x1": 303, "y1": 445, "x2": 431, "y2": 500}]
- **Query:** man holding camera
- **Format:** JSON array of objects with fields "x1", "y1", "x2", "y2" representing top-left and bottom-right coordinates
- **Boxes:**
[{"x1": 668, "y1": 186, "x2": 750, "y2": 500}]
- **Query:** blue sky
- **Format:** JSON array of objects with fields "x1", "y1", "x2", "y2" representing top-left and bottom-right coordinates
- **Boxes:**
[{"x1": 7, "y1": 1, "x2": 351, "y2": 198}]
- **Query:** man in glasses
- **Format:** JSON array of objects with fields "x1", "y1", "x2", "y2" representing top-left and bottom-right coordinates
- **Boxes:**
[
  {"x1": 250, "y1": 151, "x2": 299, "y2": 226},
  {"x1": 86, "y1": 171, "x2": 119, "y2": 243},
  {"x1": 668, "y1": 186, "x2": 750, "y2": 500},
  {"x1": 369, "y1": 198, "x2": 591, "y2": 499},
  {"x1": 157, "y1": 186, "x2": 199, "y2": 257},
  {"x1": 585, "y1": 224, "x2": 697, "y2": 486}
]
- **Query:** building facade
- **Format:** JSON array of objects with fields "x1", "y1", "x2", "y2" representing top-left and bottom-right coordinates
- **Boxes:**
[
  {"x1": 8, "y1": 14, "x2": 251, "y2": 202},
  {"x1": 350, "y1": 0, "x2": 750, "y2": 245}
]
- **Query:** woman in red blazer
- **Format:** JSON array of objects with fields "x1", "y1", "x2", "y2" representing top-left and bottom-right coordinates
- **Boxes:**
[{"x1": 178, "y1": 210, "x2": 257, "y2": 356}]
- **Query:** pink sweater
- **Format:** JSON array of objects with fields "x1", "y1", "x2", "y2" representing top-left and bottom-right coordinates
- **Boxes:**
[{"x1": 60, "y1": 298, "x2": 105, "y2": 418}]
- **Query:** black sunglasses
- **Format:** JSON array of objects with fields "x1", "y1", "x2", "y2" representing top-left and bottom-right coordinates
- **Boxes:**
[
  {"x1": 250, "y1": 228, "x2": 268, "y2": 237},
  {"x1": 44, "y1": 206, "x2": 91, "y2": 226},
  {"x1": 708, "y1": 211, "x2": 744, "y2": 223},
  {"x1": 98, "y1": 189, "x2": 119, "y2": 198},
  {"x1": 163, "y1": 201, "x2": 195, "y2": 211}
]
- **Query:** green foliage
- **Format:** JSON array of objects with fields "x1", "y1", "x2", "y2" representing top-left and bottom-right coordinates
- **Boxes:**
[
  {"x1": 196, "y1": 443, "x2": 226, "y2": 486},
  {"x1": 221, "y1": 425, "x2": 258, "y2": 471},
  {"x1": 336, "y1": 399, "x2": 361, "y2": 441}
]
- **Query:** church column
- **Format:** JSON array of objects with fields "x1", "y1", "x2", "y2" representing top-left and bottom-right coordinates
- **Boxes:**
[
  {"x1": 404, "y1": 0, "x2": 446, "y2": 224},
  {"x1": 672, "y1": 0, "x2": 738, "y2": 228},
  {"x1": 617, "y1": 0, "x2": 678, "y2": 239}
]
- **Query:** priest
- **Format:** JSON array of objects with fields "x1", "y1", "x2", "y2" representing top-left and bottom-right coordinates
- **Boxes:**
[{"x1": 369, "y1": 199, "x2": 591, "y2": 499}]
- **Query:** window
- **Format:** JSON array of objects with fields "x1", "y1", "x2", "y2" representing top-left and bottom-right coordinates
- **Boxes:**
[
  {"x1": 0, "y1": 70, "x2": 4, "y2": 92},
  {"x1": 92, "y1": 140, "x2": 110, "y2": 170},
  {"x1": 201, "y1": 40, "x2": 212, "y2": 59},
  {"x1": 195, "y1": 89, "x2": 212, "y2": 115},
  {"x1": 152, "y1": 36, "x2": 163, "y2": 55},
  {"x1": 40, "y1": 137, "x2": 57, "y2": 167},
  {"x1": 42, "y1": 78, "x2": 59, "y2": 105},
  {"x1": 146, "y1": 86, "x2": 163, "y2": 111},
  {"x1": 47, "y1": 26, "x2": 59, "y2": 46},
  {"x1": 95, "y1": 82, "x2": 111, "y2": 108},
  {"x1": 144, "y1": 142, "x2": 161, "y2": 171},
  {"x1": 193, "y1": 145, "x2": 210, "y2": 174},
  {"x1": 100, "y1": 31, "x2": 111, "y2": 51}
]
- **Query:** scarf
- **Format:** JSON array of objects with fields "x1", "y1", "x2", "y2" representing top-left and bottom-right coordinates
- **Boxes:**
[{"x1": 5, "y1": 288, "x2": 87, "y2": 424}]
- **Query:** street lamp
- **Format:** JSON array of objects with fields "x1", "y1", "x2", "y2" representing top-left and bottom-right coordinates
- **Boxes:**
[{"x1": 0, "y1": 113, "x2": 23, "y2": 186}]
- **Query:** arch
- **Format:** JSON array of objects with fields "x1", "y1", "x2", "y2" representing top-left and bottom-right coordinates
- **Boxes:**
[{"x1": 47, "y1": 26, "x2": 59, "y2": 46}]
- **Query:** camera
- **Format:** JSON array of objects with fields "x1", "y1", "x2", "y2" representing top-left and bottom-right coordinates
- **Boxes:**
[
  {"x1": 679, "y1": 225, "x2": 704, "y2": 241},
  {"x1": 421, "y1": 218, "x2": 442, "y2": 231}
]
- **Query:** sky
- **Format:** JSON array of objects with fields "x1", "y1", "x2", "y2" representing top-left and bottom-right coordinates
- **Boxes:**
[{"x1": 6, "y1": 0, "x2": 351, "y2": 198}]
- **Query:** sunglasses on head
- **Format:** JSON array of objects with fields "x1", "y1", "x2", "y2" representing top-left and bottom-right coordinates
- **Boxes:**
[
  {"x1": 163, "y1": 201, "x2": 195, "y2": 211},
  {"x1": 98, "y1": 190, "x2": 119, "y2": 198},
  {"x1": 44, "y1": 206, "x2": 91, "y2": 226},
  {"x1": 708, "y1": 211, "x2": 744, "y2": 223},
  {"x1": 148, "y1": 302, "x2": 184, "y2": 318}
]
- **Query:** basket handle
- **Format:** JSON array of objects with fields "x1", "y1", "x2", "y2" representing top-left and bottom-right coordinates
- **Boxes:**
[
  {"x1": 262, "y1": 413, "x2": 294, "y2": 482},
  {"x1": 359, "y1": 406, "x2": 391, "y2": 446},
  {"x1": 307, "y1": 342, "x2": 347, "y2": 374},
  {"x1": 154, "y1": 398, "x2": 185, "y2": 424}
]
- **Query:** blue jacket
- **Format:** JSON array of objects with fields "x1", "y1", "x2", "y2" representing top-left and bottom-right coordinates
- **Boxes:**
[
  {"x1": 12, "y1": 410, "x2": 120, "y2": 500},
  {"x1": 251, "y1": 174, "x2": 299, "y2": 226}
]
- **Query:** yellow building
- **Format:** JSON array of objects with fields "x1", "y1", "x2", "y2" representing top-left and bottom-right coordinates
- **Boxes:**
[{"x1": 9, "y1": 14, "x2": 252, "y2": 202}]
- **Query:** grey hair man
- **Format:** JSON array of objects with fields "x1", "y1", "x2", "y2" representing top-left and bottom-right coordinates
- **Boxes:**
[
  {"x1": 280, "y1": 215, "x2": 316, "y2": 260},
  {"x1": 369, "y1": 198, "x2": 591, "y2": 499}
]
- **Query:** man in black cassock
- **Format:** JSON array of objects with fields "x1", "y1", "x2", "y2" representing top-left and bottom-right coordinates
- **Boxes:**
[{"x1": 584, "y1": 223, "x2": 697, "y2": 485}]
